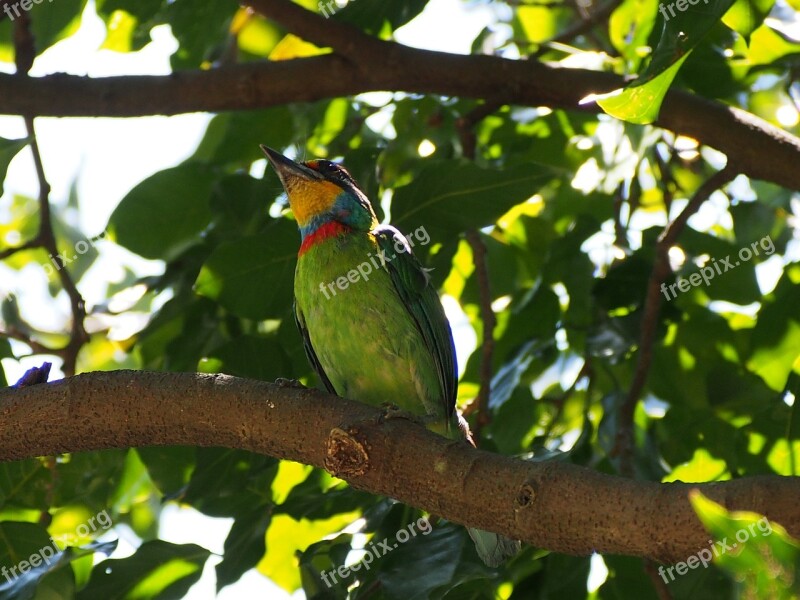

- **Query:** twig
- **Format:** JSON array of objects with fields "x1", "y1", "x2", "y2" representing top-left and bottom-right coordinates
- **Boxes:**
[
  {"x1": 455, "y1": 103, "x2": 503, "y2": 440},
  {"x1": 23, "y1": 115, "x2": 89, "y2": 376},
  {"x1": 0, "y1": 327, "x2": 61, "y2": 356},
  {"x1": 613, "y1": 183, "x2": 628, "y2": 250},
  {"x1": 532, "y1": 0, "x2": 621, "y2": 59},
  {"x1": 0, "y1": 239, "x2": 37, "y2": 260},
  {"x1": 2, "y1": 14, "x2": 89, "y2": 376},
  {"x1": 465, "y1": 230, "x2": 496, "y2": 442},
  {"x1": 542, "y1": 362, "x2": 591, "y2": 441},
  {"x1": 644, "y1": 559, "x2": 674, "y2": 600},
  {"x1": 455, "y1": 101, "x2": 503, "y2": 160},
  {"x1": 613, "y1": 164, "x2": 738, "y2": 477}
]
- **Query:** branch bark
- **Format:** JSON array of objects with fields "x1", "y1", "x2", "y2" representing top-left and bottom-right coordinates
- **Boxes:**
[
  {"x1": 1, "y1": 370, "x2": 798, "y2": 564},
  {"x1": 1, "y1": 52, "x2": 798, "y2": 190}
]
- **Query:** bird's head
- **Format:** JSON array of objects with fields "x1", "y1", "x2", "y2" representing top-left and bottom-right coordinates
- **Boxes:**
[{"x1": 261, "y1": 146, "x2": 378, "y2": 235}]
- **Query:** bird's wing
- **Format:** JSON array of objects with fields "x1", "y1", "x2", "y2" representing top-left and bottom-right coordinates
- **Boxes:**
[
  {"x1": 373, "y1": 225, "x2": 458, "y2": 419},
  {"x1": 293, "y1": 299, "x2": 337, "y2": 395}
]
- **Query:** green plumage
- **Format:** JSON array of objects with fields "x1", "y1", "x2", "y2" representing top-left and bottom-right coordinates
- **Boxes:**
[
  {"x1": 294, "y1": 228, "x2": 461, "y2": 439},
  {"x1": 261, "y1": 146, "x2": 520, "y2": 567}
]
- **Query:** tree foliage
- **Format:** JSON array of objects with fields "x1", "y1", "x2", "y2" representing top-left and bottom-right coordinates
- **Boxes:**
[{"x1": 1, "y1": 0, "x2": 800, "y2": 598}]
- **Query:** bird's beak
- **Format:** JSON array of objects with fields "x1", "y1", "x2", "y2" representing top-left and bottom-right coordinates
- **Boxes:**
[{"x1": 260, "y1": 145, "x2": 322, "y2": 185}]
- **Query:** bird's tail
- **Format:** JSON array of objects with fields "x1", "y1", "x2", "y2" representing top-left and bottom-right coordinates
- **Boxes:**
[{"x1": 467, "y1": 527, "x2": 521, "y2": 567}]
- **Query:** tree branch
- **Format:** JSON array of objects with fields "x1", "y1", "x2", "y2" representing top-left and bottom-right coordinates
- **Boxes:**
[
  {"x1": 464, "y1": 230, "x2": 496, "y2": 442},
  {"x1": 0, "y1": 54, "x2": 798, "y2": 189},
  {"x1": 1, "y1": 370, "x2": 798, "y2": 564},
  {"x1": 614, "y1": 165, "x2": 739, "y2": 477},
  {"x1": 3, "y1": 13, "x2": 89, "y2": 377}
]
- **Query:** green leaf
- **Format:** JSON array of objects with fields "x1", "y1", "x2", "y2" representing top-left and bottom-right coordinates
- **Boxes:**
[
  {"x1": 391, "y1": 161, "x2": 556, "y2": 238},
  {"x1": 191, "y1": 107, "x2": 294, "y2": 166},
  {"x1": 182, "y1": 448, "x2": 277, "y2": 518},
  {"x1": 747, "y1": 269, "x2": 800, "y2": 391},
  {"x1": 690, "y1": 492, "x2": 800, "y2": 598},
  {"x1": 208, "y1": 334, "x2": 291, "y2": 381},
  {"x1": 0, "y1": 459, "x2": 50, "y2": 511},
  {"x1": 609, "y1": 0, "x2": 660, "y2": 66},
  {"x1": 215, "y1": 507, "x2": 271, "y2": 591},
  {"x1": 194, "y1": 218, "x2": 298, "y2": 320},
  {"x1": 166, "y1": 0, "x2": 238, "y2": 69},
  {"x1": 747, "y1": 22, "x2": 800, "y2": 65},
  {"x1": 369, "y1": 525, "x2": 495, "y2": 599},
  {"x1": 333, "y1": 0, "x2": 430, "y2": 35},
  {"x1": 107, "y1": 163, "x2": 216, "y2": 261},
  {"x1": 594, "y1": 0, "x2": 736, "y2": 123},
  {"x1": 600, "y1": 555, "x2": 662, "y2": 599},
  {"x1": 0, "y1": 522, "x2": 116, "y2": 600},
  {"x1": 748, "y1": 320, "x2": 800, "y2": 391},
  {"x1": 78, "y1": 541, "x2": 210, "y2": 600},
  {"x1": 298, "y1": 534, "x2": 353, "y2": 598},
  {"x1": 0, "y1": 137, "x2": 28, "y2": 198},
  {"x1": 136, "y1": 447, "x2": 195, "y2": 497},
  {"x1": 52, "y1": 450, "x2": 128, "y2": 512},
  {"x1": 722, "y1": 0, "x2": 775, "y2": 41},
  {"x1": 595, "y1": 55, "x2": 689, "y2": 124},
  {"x1": 95, "y1": 0, "x2": 163, "y2": 53},
  {"x1": 31, "y1": 0, "x2": 87, "y2": 57}
]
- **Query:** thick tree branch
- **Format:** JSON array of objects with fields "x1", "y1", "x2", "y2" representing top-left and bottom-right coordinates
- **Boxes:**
[
  {"x1": 1, "y1": 53, "x2": 798, "y2": 189},
  {"x1": 1, "y1": 370, "x2": 798, "y2": 564}
]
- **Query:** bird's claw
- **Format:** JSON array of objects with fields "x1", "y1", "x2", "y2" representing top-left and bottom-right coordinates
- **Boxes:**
[
  {"x1": 275, "y1": 378, "x2": 305, "y2": 389},
  {"x1": 378, "y1": 403, "x2": 426, "y2": 427}
]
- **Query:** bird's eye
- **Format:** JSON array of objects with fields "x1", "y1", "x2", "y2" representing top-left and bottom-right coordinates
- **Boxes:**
[{"x1": 304, "y1": 160, "x2": 358, "y2": 189}]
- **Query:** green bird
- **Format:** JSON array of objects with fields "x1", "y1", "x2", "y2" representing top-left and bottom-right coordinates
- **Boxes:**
[{"x1": 262, "y1": 146, "x2": 520, "y2": 567}]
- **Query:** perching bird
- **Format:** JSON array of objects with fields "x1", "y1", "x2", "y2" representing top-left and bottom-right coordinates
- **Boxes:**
[{"x1": 262, "y1": 146, "x2": 520, "y2": 567}]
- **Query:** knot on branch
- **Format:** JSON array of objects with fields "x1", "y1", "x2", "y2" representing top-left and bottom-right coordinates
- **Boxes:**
[
  {"x1": 324, "y1": 426, "x2": 370, "y2": 477},
  {"x1": 516, "y1": 482, "x2": 537, "y2": 509}
]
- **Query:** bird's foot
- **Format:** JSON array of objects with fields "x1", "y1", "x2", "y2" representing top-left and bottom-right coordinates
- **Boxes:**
[
  {"x1": 275, "y1": 378, "x2": 305, "y2": 389},
  {"x1": 378, "y1": 403, "x2": 428, "y2": 427}
]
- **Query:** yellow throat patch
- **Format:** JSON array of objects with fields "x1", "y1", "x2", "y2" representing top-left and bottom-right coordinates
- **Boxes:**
[{"x1": 285, "y1": 179, "x2": 342, "y2": 227}]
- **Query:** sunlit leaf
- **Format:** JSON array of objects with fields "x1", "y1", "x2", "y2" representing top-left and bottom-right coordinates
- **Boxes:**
[
  {"x1": 0, "y1": 137, "x2": 28, "y2": 198},
  {"x1": 107, "y1": 163, "x2": 216, "y2": 261},
  {"x1": 690, "y1": 492, "x2": 800, "y2": 598},
  {"x1": 78, "y1": 541, "x2": 209, "y2": 599}
]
